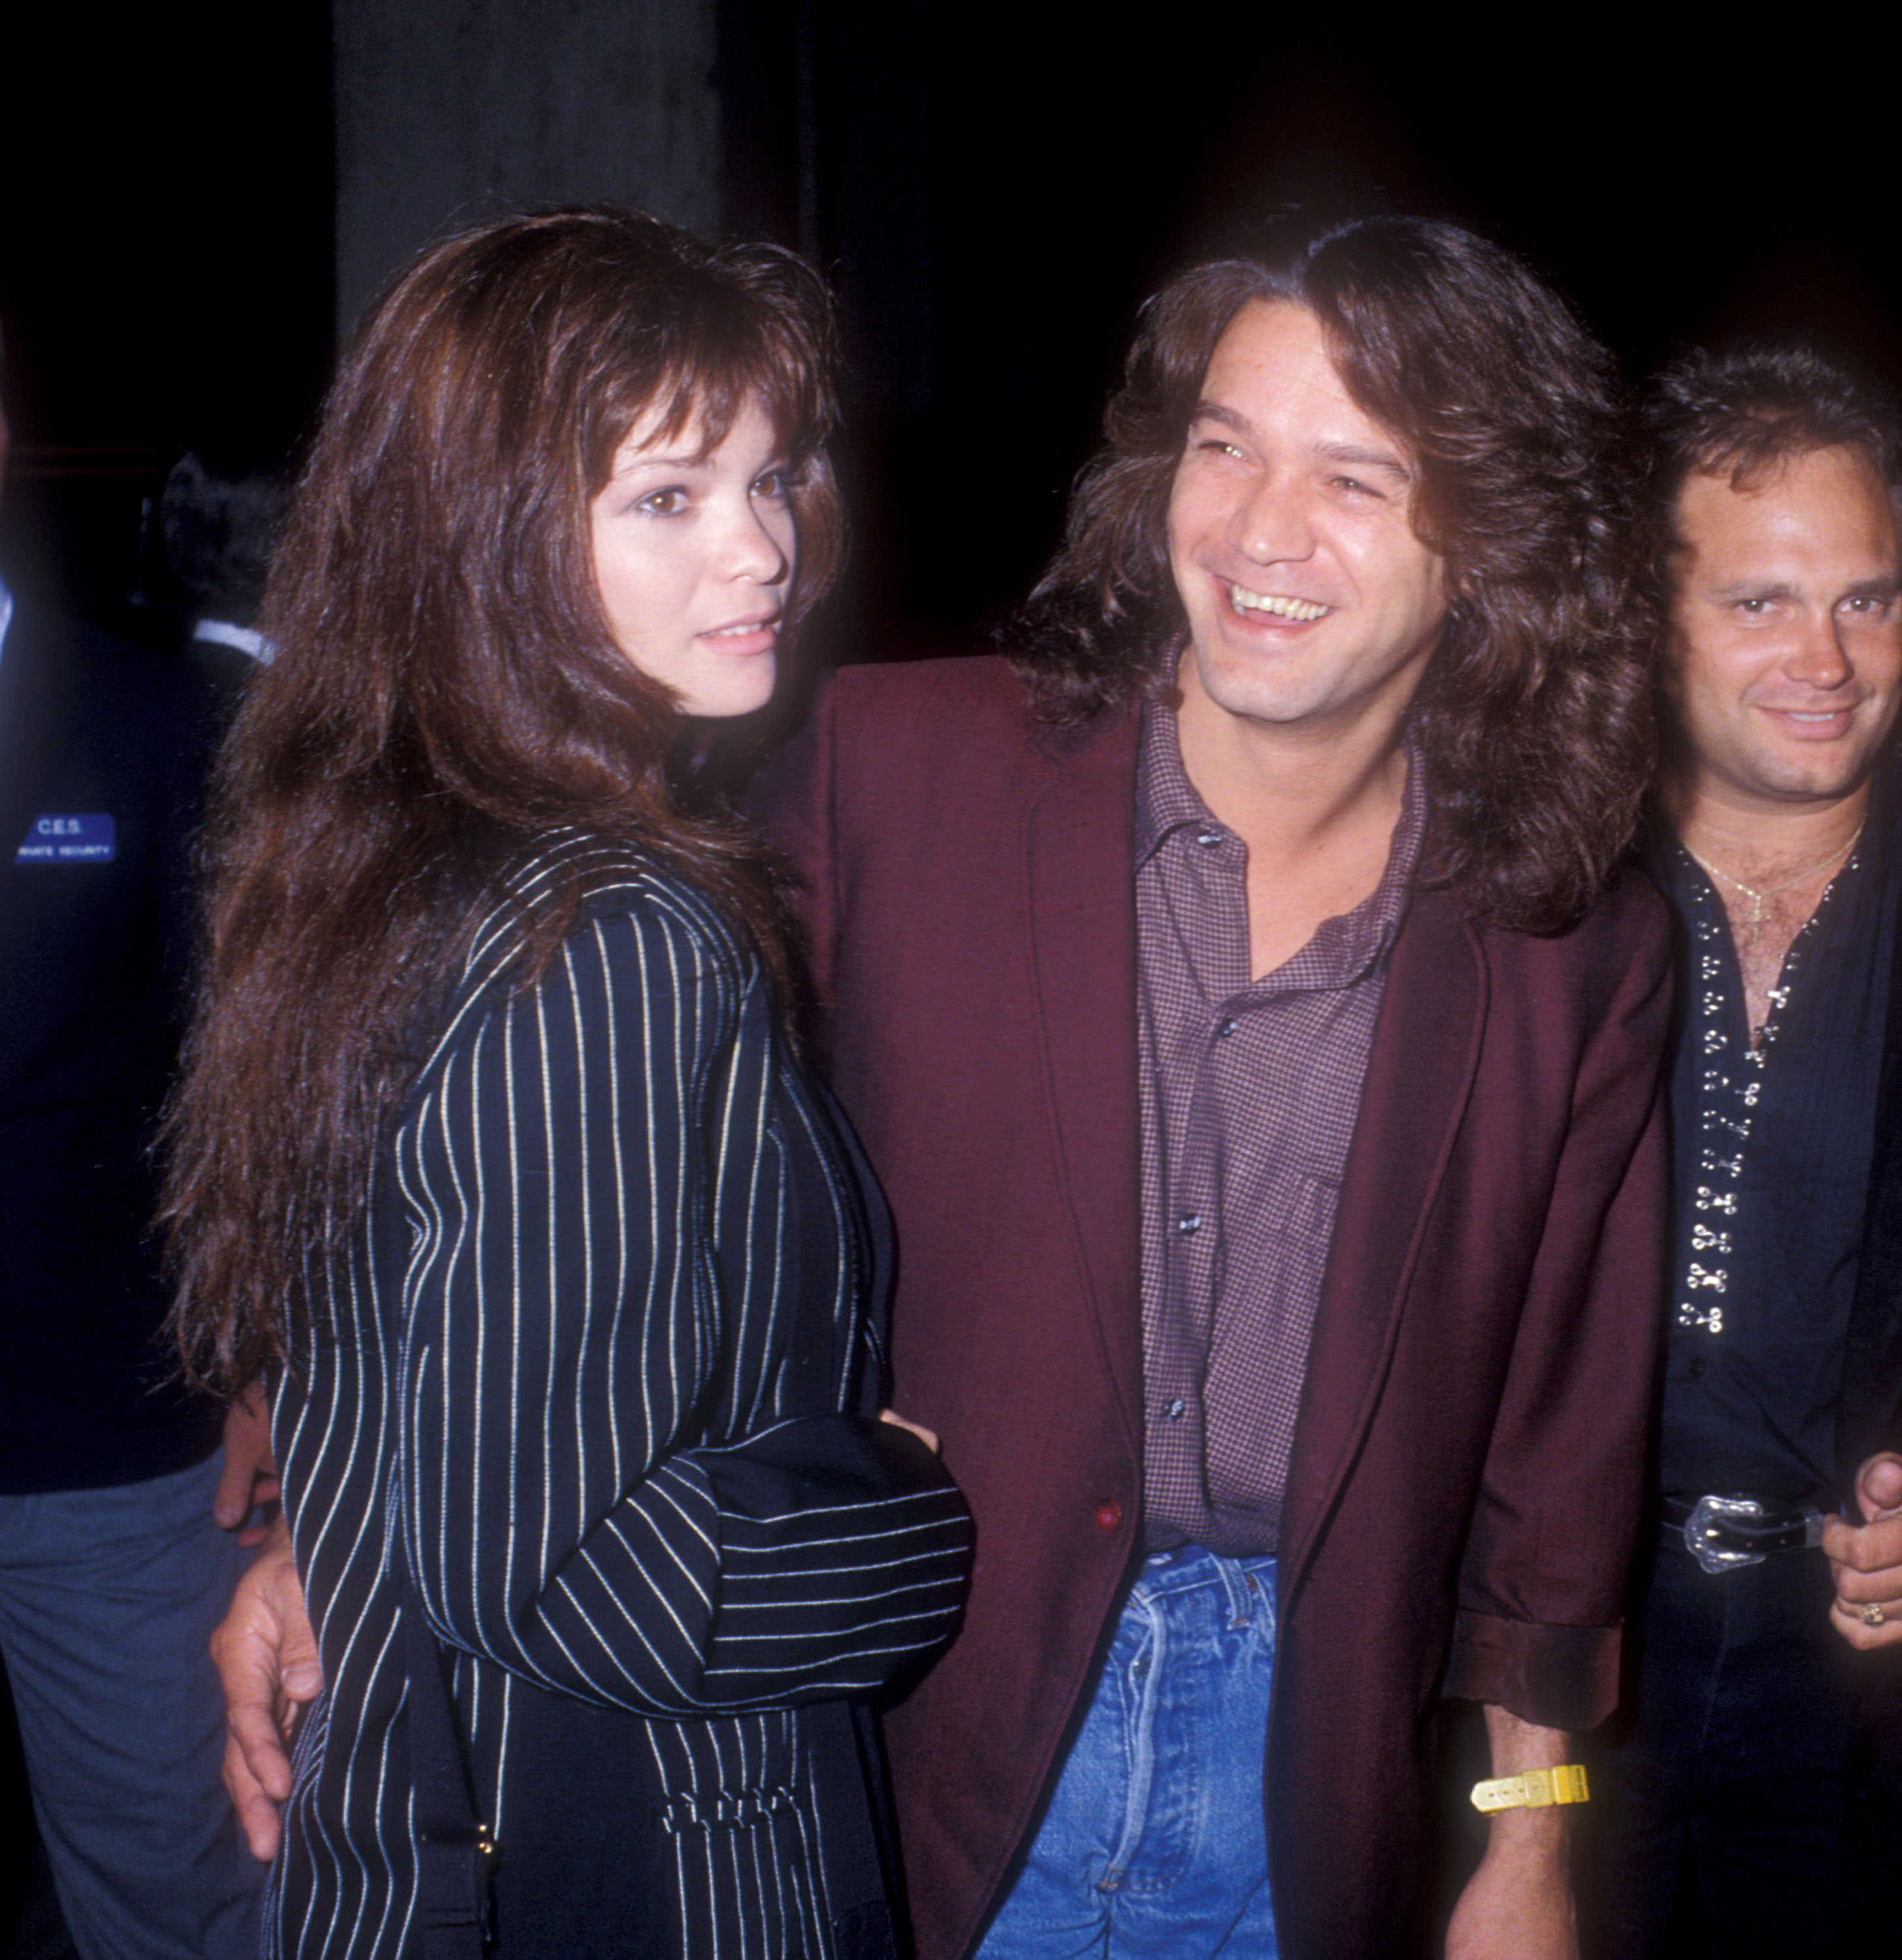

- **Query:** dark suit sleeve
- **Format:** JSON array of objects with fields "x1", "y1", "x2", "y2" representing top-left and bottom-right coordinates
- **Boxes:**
[
  {"x1": 399, "y1": 894, "x2": 970, "y2": 1717},
  {"x1": 1442, "y1": 902, "x2": 1674, "y2": 1731}
]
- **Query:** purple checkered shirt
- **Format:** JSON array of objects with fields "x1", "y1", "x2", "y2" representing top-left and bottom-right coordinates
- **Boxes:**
[{"x1": 1136, "y1": 702, "x2": 1427, "y2": 1554}]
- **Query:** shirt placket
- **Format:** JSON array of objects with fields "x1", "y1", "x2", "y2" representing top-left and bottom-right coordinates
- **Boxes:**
[
  {"x1": 1677, "y1": 858, "x2": 1839, "y2": 1339},
  {"x1": 1168, "y1": 826, "x2": 1252, "y2": 1406},
  {"x1": 1154, "y1": 824, "x2": 1247, "y2": 1467},
  {"x1": 1682, "y1": 902, "x2": 1741, "y2": 1335}
]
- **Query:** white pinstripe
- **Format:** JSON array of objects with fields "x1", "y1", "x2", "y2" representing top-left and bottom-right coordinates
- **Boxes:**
[{"x1": 271, "y1": 835, "x2": 970, "y2": 1957}]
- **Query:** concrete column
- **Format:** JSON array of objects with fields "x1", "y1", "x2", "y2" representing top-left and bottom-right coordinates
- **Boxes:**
[{"x1": 333, "y1": 0, "x2": 720, "y2": 338}]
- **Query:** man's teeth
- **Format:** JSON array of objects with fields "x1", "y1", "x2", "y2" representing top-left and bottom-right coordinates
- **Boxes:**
[{"x1": 1228, "y1": 585, "x2": 1328, "y2": 622}]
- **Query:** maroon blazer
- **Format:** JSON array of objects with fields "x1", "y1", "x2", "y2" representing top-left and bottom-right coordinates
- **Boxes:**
[{"x1": 754, "y1": 656, "x2": 1671, "y2": 1960}]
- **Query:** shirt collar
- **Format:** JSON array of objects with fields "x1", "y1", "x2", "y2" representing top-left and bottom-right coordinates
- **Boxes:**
[
  {"x1": 1134, "y1": 697, "x2": 1215, "y2": 868},
  {"x1": 1134, "y1": 698, "x2": 1427, "y2": 984}
]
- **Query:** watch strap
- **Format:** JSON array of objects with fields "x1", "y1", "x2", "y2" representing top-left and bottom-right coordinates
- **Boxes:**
[{"x1": 1470, "y1": 1763, "x2": 1590, "y2": 1813}]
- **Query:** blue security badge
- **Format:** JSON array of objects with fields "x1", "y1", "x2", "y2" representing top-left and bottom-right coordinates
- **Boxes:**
[{"x1": 16, "y1": 814, "x2": 116, "y2": 864}]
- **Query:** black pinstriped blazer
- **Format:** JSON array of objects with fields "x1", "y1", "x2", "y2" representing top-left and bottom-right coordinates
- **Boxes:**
[{"x1": 271, "y1": 832, "x2": 972, "y2": 1960}]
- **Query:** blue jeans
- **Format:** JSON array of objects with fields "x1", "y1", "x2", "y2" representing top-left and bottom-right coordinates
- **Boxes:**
[
  {"x1": 0, "y1": 1454, "x2": 266, "y2": 1960},
  {"x1": 977, "y1": 1545, "x2": 1279, "y2": 1958}
]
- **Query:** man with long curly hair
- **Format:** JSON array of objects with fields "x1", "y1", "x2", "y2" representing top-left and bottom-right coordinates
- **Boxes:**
[{"x1": 755, "y1": 214, "x2": 1671, "y2": 1960}]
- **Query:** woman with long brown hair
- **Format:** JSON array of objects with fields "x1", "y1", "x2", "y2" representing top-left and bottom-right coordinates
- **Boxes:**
[{"x1": 163, "y1": 208, "x2": 972, "y2": 1960}]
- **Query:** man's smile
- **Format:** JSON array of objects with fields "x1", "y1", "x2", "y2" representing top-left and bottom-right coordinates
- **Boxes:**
[
  {"x1": 1751, "y1": 696, "x2": 1868, "y2": 741},
  {"x1": 1225, "y1": 581, "x2": 1330, "y2": 623}
]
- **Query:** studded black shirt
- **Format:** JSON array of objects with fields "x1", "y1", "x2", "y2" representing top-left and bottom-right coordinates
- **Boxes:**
[{"x1": 1650, "y1": 791, "x2": 1897, "y2": 1506}]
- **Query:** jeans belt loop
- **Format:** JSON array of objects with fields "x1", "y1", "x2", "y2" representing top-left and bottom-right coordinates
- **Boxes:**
[{"x1": 1216, "y1": 1554, "x2": 1255, "y2": 1627}]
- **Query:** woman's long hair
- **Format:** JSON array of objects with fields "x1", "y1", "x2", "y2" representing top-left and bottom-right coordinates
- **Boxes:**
[
  {"x1": 163, "y1": 208, "x2": 845, "y2": 1394},
  {"x1": 1008, "y1": 214, "x2": 1656, "y2": 934}
]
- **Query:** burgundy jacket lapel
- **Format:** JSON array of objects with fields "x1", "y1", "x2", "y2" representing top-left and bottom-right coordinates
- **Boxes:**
[
  {"x1": 1022, "y1": 716, "x2": 1146, "y2": 1450},
  {"x1": 1279, "y1": 885, "x2": 1487, "y2": 1594}
]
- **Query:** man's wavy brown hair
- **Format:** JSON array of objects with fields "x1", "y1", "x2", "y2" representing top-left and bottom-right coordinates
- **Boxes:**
[
  {"x1": 1008, "y1": 214, "x2": 1656, "y2": 934},
  {"x1": 163, "y1": 208, "x2": 845, "y2": 1393},
  {"x1": 1642, "y1": 338, "x2": 1902, "y2": 574}
]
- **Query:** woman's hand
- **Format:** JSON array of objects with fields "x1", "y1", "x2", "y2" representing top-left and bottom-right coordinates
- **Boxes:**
[{"x1": 877, "y1": 1408, "x2": 940, "y2": 1454}]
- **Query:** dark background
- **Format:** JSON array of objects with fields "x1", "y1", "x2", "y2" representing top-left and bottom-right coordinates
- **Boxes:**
[
  {"x1": 5, "y1": 2, "x2": 1901, "y2": 657},
  {"x1": 0, "y1": 0, "x2": 333, "y2": 636}
]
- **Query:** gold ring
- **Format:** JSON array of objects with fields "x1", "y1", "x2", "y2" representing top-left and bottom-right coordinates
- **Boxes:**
[{"x1": 1860, "y1": 1603, "x2": 1887, "y2": 1627}]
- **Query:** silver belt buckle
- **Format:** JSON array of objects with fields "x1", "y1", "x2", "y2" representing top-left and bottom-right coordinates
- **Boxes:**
[
  {"x1": 1682, "y1": 1492, "x2": 1822, "y2": 1573},
  {"x1": 1684, "y1": 1493, "x2": 1769, "y2": 1573}
]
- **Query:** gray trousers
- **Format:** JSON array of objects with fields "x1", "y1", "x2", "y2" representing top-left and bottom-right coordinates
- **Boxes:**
[{"x1": 0, "y1": 1454, "x2": 265, "y2": 1960}]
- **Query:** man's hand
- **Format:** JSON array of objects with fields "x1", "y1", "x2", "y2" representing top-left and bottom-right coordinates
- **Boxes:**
[
  {"x1": 213, "y1": 1385, "x2": 280, "y2": 1543},
  {"x1": 1823, "y1": 1452, "x2": 1902, "y2": 1650},
  {"x1": 211, "y1": 1514, "x2": 322, "y2": 1860},
  {"x1": 1445, "y1": 1707, "x2": 1579, "y2": 1960}
]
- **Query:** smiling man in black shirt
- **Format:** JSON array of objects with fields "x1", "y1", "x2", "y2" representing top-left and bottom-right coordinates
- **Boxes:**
[{"x1": 1597, "y1": 342, "x2": 1902, "y2": 1959}]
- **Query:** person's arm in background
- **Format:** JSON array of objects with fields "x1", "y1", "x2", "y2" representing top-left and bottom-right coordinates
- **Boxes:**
[{"x1": 212, "y1": 1384, "x2": 277, "y2": 1542}]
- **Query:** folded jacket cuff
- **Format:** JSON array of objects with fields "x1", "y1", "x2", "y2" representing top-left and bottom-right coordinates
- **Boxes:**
[{"x1": 1443, "y1": 1609, "x2": 1622, "y2": 1731}]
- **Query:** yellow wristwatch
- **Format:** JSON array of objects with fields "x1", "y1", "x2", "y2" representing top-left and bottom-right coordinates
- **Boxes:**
[{"x1": 1469, "y1": 1764, "x2": 1590, "y2": 1814}]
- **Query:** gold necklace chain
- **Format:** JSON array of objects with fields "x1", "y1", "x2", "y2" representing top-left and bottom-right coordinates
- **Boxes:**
[{"x1": 1682, "y1": 820, "x2": 1866, "y2": 938}]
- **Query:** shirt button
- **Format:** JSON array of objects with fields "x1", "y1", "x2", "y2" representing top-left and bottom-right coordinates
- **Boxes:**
[
  {"x1": 1162, "y1": 1397, "x2": 1186, "y2": 1422},
  {"x1": 1177, "y1": 1213, "x2": 1202, "y2": 1235},
  {"x1": 1094, "y1": 1499, "x2": 1124, "y2": 1533},
  {"x1": 1196, "y1": 829, "x2": 1223, "y2": 848},
  {"x1": 1688, "y1": 1356, "x2": 1707, "y2": 1380},
  {"x1": 1215, "y1": 1017, "x2": 1237, "y2": 1039}
]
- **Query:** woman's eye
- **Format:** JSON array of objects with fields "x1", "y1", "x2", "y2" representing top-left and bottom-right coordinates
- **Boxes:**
[
  {"x1": 752, "y1": 468, "x2": 795, "y2": 501},
  {"x1": 1332, "y1": 476, "x2": 1377, "y2": 497},
  {"x1": 635, "y1": 487, "x2": 689, "y2": 516}
]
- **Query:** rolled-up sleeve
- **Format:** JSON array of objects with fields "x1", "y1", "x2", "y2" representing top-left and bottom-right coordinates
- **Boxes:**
[{"x1": 1443, "y1": 907, "x2": 1673, "y2": 1731}]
